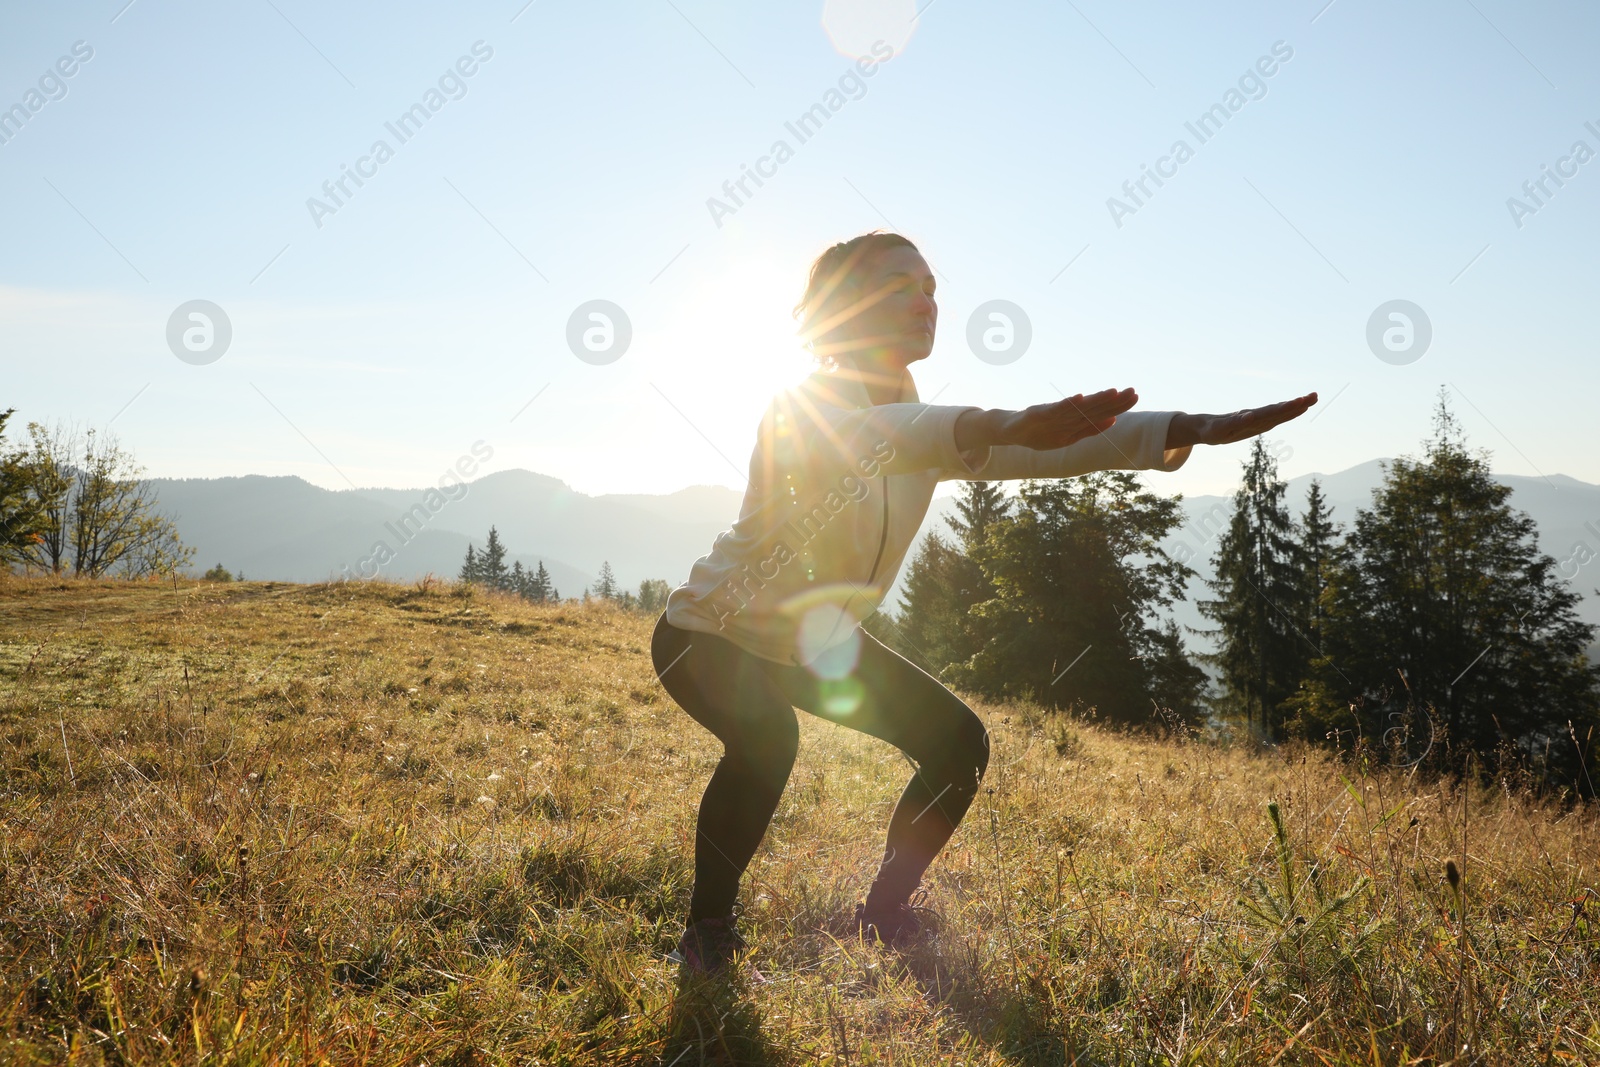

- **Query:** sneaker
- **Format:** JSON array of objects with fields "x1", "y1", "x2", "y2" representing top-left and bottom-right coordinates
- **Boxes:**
[
  {"x1": 667, "y1": 916, "x2": 750, "y2": 978},
  {"x1": 853, "y1": 885, "x2": 941, "y2": 946}
]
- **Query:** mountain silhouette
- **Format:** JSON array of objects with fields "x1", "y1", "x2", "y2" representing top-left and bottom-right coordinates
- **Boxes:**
[
  {"x1": 153, "y1": 462, "x2": 1600, "y2": 649},
  {"x1": 148, "y1": 470, "x2": 742, "y2": 599}
]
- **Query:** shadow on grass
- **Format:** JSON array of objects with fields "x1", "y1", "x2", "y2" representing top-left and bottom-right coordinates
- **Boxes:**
[
  {"x1": 769, "y1": 906, "x2": 1081, "y2": 1065},
  {"x1": 658, "y1": 976, "x2": 781, "y2": 1067},
  {"x1": 893, "y1": 939, "x2": 1078, "y2": 1067}
]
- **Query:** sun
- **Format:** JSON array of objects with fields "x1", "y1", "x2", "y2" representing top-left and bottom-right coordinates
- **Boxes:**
[
  {"x1": 658, "y1": 254, "x2": 816, "y2": 411},
  {"x1": 627, "y1": 250, "x2": 827, "y2": 493}
]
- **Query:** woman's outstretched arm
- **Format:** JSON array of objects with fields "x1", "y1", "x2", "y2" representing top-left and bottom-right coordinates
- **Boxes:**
[
  {"x1": 1160, "y1": 392, "x2": 1318, "y2": 448},
  {"x1": 948, "y1": 389, "x2": 1319, "y2": 482},
  {"x1": 953, "y1": 387, "x2": 1138, "y2": 453},
  {"x1": 955, "y1": 389, "x2": 1318, "y2": 453}
]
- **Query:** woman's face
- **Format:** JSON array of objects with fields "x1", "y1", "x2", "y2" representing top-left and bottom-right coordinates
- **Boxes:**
[{"x1": 819, "y1": 244, "x2": 938, "y2": 372}]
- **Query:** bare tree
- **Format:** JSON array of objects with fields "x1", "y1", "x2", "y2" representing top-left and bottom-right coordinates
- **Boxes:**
[
  {"x1": 69, "y1": 428, "x2": 190, "y2": 578},
  {"x1": 6, "y1": 420, "x2": 191, "y2": 579},
  {"x1": 117, "y1": 517, "x2": 194, "y2": 579},
  {"x1": 20, "y1": 420, "x2": 76, "y2": 574}
]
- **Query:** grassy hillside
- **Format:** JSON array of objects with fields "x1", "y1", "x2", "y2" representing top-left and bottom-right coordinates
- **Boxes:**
[{"x1": 1, "y1": 576, "x2": 1595, "y2": 1065}]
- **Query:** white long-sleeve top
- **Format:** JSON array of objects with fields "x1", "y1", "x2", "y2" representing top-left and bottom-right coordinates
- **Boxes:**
[{"x1": 663, "y1": 367, "x2": 1193, "y2": 667}]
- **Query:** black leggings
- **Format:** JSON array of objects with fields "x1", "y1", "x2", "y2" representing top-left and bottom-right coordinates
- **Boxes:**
[{"x1": 650, "y1": 612, "x2": 990, "y2": 923}]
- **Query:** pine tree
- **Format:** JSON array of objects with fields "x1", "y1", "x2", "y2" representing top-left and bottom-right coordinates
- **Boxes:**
[
  {"x1": 510, "y1": 559, "x2": 526, "y2": 598},
  {"x1": 948, "y1": 472, "x2": 1203, "y2": 724},
  {"x1": 637, "y1": 578, "x2": 671, "y2": 614},
  {"x1": 1297, "y1": 392, "x2": 1599, "y2": 785},
  {"x1": 459, "y1": 543, "x2": 479, "y2": 584},
  {"x1": 946, "y1": 480, "x2": 1010, "y2": 555},
  {"x1": 1197, "y1": 439, "x2": 1305, "y2": 741},
  {"x1": 594, "y1": 561, "x2": 618, "y2": 600},
  {"x1": 529, "y1": 561, "x2": 553, "y2": 603},
  {"x1": 1297, "y1": 478, "x2": 1339, "y2": 656},
  {"x1": 893, "y1": 530, "x2": 982, "y2": 676},
  {"x1": 891, "y1": 483, "x2": 1010, "y2": 677},
  {"x1": 480, "y1": 526, "x2": 509, "y2": 590}
]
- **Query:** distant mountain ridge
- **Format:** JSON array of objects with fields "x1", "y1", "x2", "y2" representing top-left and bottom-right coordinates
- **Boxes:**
[
  {"x1": 146, "y1": 470, "x2": 745, "y2": 601},
  {"x1": 149, "y1": 461, "x2": 1600, "y2": 644}
]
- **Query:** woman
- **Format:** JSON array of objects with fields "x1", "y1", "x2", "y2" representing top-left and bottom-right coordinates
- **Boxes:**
[{"x1": 651, "y1": 231, "x2": 1316, "y2": 977}]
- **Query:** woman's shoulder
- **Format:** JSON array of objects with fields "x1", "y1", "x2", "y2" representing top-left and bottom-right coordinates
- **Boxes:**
[
  {"x1": 755, "y1": 370, "x2": 844, "y2": 424},
  {"x1": 784, "y1": 368, "x2": 869, "y2": 411}
]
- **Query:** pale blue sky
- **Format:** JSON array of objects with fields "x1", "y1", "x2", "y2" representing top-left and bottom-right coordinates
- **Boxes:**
[{"x1": 4, "y1": 0, "x2": 1596, "y2": 500}]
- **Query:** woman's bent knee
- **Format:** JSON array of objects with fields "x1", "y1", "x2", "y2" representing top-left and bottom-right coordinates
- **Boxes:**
[
  {"x1": 720, "y1": 714, "x2": 799, "y2": 792},
  {"x1": 918, "y1": 704, "x2": 989, "y2": 789}
]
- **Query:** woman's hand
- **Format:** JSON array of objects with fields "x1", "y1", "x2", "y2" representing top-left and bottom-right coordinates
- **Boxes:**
[
  {"x1": 1164, "y1": 392, "x2": 1319, "y2": 449},
  {"x1": 956, "y1": 388, "x2": 1139, "y2": 453}
]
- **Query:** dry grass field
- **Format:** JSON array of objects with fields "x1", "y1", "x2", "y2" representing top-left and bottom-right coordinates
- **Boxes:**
[{"x1": 1, "y1": 575, "x2": 1596, "y2": 1065}]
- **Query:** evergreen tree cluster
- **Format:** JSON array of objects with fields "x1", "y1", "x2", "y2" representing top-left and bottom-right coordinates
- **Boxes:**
[
  {"x1": 460, "y1": 526, "x2": 559, "y2": 603},
  {"x1": 887, "y1": 473, "x2": 1205, "y2": 727},
  {"x1": 888, "y1": 393, "x2": 1598, "y2": 793},
  {"x1": 457, "y1": 527, "x2": 671, "y2": 614},
  {"x1": 1197, "y1": 392, "x2": 1598, "y2": 791}
]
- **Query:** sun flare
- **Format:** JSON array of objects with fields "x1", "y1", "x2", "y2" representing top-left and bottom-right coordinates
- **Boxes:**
[{"x1": 658, "y1": 255, "x2": 817, "y2": 411}]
